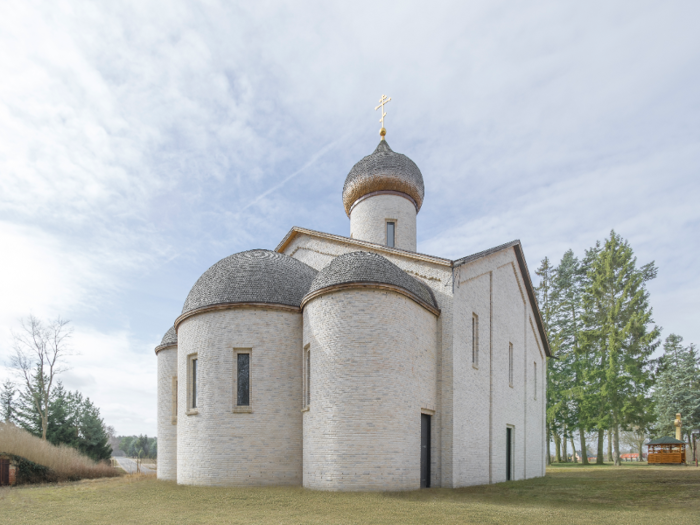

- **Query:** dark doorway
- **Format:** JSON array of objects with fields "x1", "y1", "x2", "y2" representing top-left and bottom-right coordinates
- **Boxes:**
[
  {"x1": 0, "y1": 457, "x2": 9, "y2": 486},
  {"x1": 421, "y1": 414, "x2": 431, "y2": 488},
  {"x1": 506, "y1": 427, "x2": 512, "y2": 481}
]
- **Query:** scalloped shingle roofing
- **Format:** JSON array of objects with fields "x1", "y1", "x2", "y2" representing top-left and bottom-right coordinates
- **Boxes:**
[
  {"x1": 181, "y1": 249, "x2": 318, "y2": 315},
  {"x1": 305, "y1": 251, "x2": 437, "y2": 310}
]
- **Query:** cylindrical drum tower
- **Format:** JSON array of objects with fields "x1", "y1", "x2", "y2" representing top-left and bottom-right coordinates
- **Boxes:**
[
  {"x1": 175, "y1": 250, "x2": 317, "y2": 486},
  {"x1": 155, "y1": 326, "x2": 178, "y2": 481},
  {"x1": 301, "y1": 251, "x2": 439, "y2": 491},
  {"x1": 343, "y1": 140, "x2": 424, "y2": 252}
]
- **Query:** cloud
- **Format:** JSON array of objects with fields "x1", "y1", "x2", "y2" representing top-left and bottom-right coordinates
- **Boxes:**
[{"x1": 0, "y1": 1, "x2": 698, "y2": 435}]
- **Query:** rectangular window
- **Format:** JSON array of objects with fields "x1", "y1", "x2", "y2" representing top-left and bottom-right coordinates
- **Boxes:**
[
  {"x1": 386, "y1": 221, "x2": 395, "y2": 248},
  {"x1": 472, "y1": 314, "x2": 479, "y2": 368},
  {"x1": 237, "y1": 353, "x2": 250, "y2": 406},
  {"x1": 303, "y1": 344, "x2": 311, "y2": 409},
  {"x1": 171, "y1": 377, "x2": 178, "y2": 424},
  {"x1": 234, "y1": 349, "x2": 252, "y2": 412},
  {"x1": 509, "y1": 343, "x2": 514, "y2": 387},
  {"x1": 187, "y1": 354, "x2": 198, "y2": 413},
  {"x1": 534, "y1": 362, "x2": 537, "y2": 400}
]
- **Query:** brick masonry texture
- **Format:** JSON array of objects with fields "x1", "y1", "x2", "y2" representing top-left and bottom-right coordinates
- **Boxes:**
[
  {"x1": 157, "y1": 214, "x2": 547, "y2": 489},
  {"x1": 157, "y1": 345, "x2": 178, "y2": 481},
  {"x1": 177, "y1": 307, "x2": 303, "y2": 486},
  {"x1": 350, "y1": 194, "x2": 417, "y2": 252},
  {"x1": 283, "y1": 232, "x2": 546, "y2": 488},
  {"x1": 303, "y1": 289, "x2": 438, "y2": 490}
]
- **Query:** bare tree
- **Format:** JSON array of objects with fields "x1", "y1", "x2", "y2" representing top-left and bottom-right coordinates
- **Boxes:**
[{"x1": 9, "y1": 315, "x2": 73, "y2": 440}]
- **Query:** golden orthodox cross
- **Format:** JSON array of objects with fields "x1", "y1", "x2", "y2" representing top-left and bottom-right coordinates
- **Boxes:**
[{"x1": 375, "y1": 94, "x2": 392, "y2": 131}]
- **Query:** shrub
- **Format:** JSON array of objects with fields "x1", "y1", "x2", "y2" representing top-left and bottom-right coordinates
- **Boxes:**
[{"x1": 0, "y1": 422, "x2": 120, "y2": 483}]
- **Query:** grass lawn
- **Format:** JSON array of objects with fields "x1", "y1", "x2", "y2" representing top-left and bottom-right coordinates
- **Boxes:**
[{"x1": 1, "y1": 464, "x2": 698, "y2": 524}]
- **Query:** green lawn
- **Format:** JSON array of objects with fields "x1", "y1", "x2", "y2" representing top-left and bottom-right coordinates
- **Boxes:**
[{"x1": 1, "y1": 464, "x2": 698, "y2": 524}]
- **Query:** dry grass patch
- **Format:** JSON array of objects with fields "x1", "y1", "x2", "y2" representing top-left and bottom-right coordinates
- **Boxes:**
[
  {"x1": 1, "y1": 464, "x2": 699, "y2": 524},
  {"x1": 0, "y1": 422, "x2": 120, "y2": 482}
]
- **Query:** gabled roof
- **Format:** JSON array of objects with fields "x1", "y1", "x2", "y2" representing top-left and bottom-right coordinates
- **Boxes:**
[
  {"x1": 276, "y1": 226, "x2": 452, "y2": 267},
  {"x1": 646, "y1": 437, "x2": 686, "y2": 445},
  {"x1": 276, "y1": 227, "x2": 552, "y2": 356},
  {"x1": 454, "y1": 239, "x2": 552, "y2": 357}
]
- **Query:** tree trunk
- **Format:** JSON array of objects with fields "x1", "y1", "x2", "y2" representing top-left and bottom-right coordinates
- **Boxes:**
[
  {"x1": 562, "y1": 430, "x2": 568, "y2": 463},
  {"x1": 547, "y1": 426, "x2": 551, "y2": 465},
  {"x1": 555, "y1": 433, "x2": 562, "y2": 463},
  {"x1": 607, "y1": 429, "x2": 613, "y2": 462},
  {"x1": 580, "y1": 429, "x2": 589, "y2": 465},
  {"x1": 613, "y1": 425, "x2": 621, "y2": 466},
  {"x1": 596, "y1": 428, "x2": 604, "y2": 465},
  {"x1": 570, "y1": 435, "x2": 578, "y2": 463},
  {"x1": 637, "y1": 439, "x2": 644, "y2": 463}
]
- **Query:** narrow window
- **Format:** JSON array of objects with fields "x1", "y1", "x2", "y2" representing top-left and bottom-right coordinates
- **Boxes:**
[
  {"x1": 171, "y1": 377, "x2": 178, "y2": 424},
  {"x1": 303, "y1": 345, "x2": 311, "y2": 409},
  {"x1": 534, "y1": 362, "x2": 537, "y2": 399},
  {"x1": 237, "y1": 353, "x2": 250, "y2": 406},
  {"x1": 509, "y1": 343, "x2": 514, "y2": 387},
  {"x1": 191, "y1": 358, "x2": 198, "y2": 409},
  {"x1": 472, "y1": 314, "x2": 479, "y2": 367},
  {"x1": 386, "y1": 221, "x2": 395, "y2": 248}
]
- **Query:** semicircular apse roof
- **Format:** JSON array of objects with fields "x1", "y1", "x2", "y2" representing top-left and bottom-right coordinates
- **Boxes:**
[
  {"x1": 342, "y1": 140, "x2": 425, "y2": 216},
  {"x1": 154, "y1": 325, "x2": 177, "y2": 353},
  {"x1": 303, "y1": 251, "x2": 438, "y2": 311},
  {"x1": 181, "y1": 249, "x2": 318, "y2": 317}
]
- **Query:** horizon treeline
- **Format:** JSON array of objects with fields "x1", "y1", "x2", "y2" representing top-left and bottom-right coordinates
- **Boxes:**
[
  {"x1": 118, "y1": 434, "x2": 157, "y2": 459},
  {"x1": 1, "y1": 376, "x2": 112, "y2": 462},
  {"x1": 536, "y1": 230, "x2": 700, "y2": 464}
]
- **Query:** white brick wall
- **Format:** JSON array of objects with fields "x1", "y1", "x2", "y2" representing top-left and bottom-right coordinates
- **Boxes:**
[
  {"x1": 157, "y1": 345, "x2": 177, "y2": 481},
  {"x1": 350, "y1": 194, "x2": 417, "y2": 252},
  {"x1": 451, "y1": 248, "x2": 546, "y2": 486},
  {"x1": 303, "y1": 288, "x2": 438, "y2": 490},
  {"x1": 161, "y1": 231, "x2": 547, "y2": 490},
  {"x1": 176, "y1": 307, "x2": 303, "y2": 486}
]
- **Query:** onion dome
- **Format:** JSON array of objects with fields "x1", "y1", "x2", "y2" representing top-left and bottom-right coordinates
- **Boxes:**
[
  {"x1": 180, "y1": 250, "x2": 318, "y2": 320},
  {"x1": 302, "y1": 251, "x2": 438, "y2": 313},
  {"x1": 342, "y1": 140, "x2": 424, "y2": 216},
  {"x1": 154, "y1": 326, "x2": 177, "y2": 354}
]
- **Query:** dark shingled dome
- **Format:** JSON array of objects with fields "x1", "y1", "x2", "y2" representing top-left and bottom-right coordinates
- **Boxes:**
[
  {"x1": 305, "y1": 251, "x2": 437, "y2": 310},
  {"x1": 160, "y1": 326, "x2": 177, "y2": 347},
  {"x1": 342, "y1": 140, "x2": 425, "y2": 216},
  {"x1": 182, "y1": 249, "x2": 318, "y2": 315}
]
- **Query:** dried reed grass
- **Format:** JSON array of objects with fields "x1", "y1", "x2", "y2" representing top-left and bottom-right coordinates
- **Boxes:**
[{"x1": 0, "y1": 422, "x2": 120, "y2": 481}]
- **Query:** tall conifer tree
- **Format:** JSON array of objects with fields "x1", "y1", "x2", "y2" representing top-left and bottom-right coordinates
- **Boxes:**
[{"x1": 580, "y1": 231, "x2": 659, "y2": 465}]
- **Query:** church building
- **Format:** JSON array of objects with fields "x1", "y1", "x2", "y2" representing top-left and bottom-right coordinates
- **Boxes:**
[{"x1": 155, "y1": 103, "x2": 551, "y2": 490}]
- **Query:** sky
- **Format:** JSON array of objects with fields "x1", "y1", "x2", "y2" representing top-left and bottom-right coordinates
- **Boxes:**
[{"x1": 1, "y1": 1, "x2": 698, "y2": 437}]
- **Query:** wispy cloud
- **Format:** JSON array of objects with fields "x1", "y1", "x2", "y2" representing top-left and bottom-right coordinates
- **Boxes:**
[{"x1": 0, "y1": 1, "x2": 698, "y2": 434}]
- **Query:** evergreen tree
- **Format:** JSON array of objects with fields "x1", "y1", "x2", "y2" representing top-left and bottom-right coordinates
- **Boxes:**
[
  {"x1": 77, "y1": 397, "x2": 112, "y2": 462},
  {"x1": 580, "y1": 231, "x2": 660, "y2": 466},
  {"x1": 1, "y1": 379, "x2": 16, "y2": 423},
  {"x1": 13, "y1": 371, "x2": 46, "y2": 436},
  {"x1": 535, "y1": 257, "x2": 557, "y2": 463},
  {"x1": 653, "y1": 334, "x2": 700, "y2": 459},
  {"x1": 551, "y1": 250, "x2": 592, "y2": 464},
  {"x1": 46, "y1": 382, "x2": 80, "y2": 448}
]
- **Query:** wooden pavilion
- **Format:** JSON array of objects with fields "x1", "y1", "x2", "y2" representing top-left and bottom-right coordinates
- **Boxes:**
[{"x1": 646, "y1": 437, "x2": 686, "y2": 464}]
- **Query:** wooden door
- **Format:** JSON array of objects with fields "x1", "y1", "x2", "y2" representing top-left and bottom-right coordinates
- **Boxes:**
[
  {"x1": 421, "y1": 414, "x2": 431, "y2": 488},
  {"x1": 506, "y1": 428, "x2": 512, "y2": 481},
  {"x1": 0, "y1": 457, "x2": 9, "y2": 486}
]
